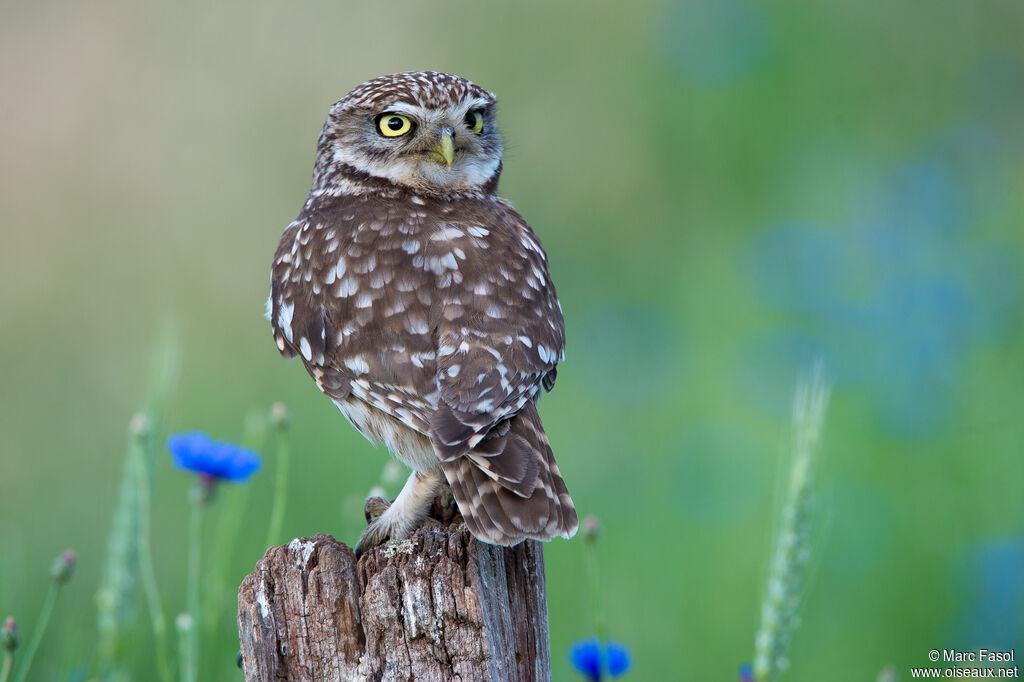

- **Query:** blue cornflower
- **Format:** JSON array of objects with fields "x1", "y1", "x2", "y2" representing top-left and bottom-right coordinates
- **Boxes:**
[
  {"x1": 167, "y1": 432, "x2": 261, "y2": 483},
  {"x1": 569, "y1": 639, "x2": 631, "y2": 680},
  {"x1": 570, "y1": 639, "x2": 602, "y2": 680},
  {"x1": 606, "y1": 642, "x2": 630, "y2": 676},
  {"x1": 739, "y1": 662, "x2": 755, "y2": 681}
]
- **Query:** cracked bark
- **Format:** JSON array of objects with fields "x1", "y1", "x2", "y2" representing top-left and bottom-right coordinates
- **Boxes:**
[{"x1": 237, "y1": 526, "x2": 551, "y2": 681}]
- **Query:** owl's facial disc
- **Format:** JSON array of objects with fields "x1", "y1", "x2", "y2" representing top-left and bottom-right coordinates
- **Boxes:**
[{"x1": 325, "y1": 96, "x2": 502, "y2": 194}]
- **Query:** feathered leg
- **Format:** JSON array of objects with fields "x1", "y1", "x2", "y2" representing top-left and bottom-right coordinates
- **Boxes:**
[{"x1": 355, "y1": 469, "x2": 443, "y2": 555}]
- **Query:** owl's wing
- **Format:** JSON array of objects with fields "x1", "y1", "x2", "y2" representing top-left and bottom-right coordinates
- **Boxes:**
[
  {"x1": 270, "y1": 196, "x2": 439, "y2": 433},
  {"x1": 429, "y1": 202, "x2": 565, "y2": 463}
]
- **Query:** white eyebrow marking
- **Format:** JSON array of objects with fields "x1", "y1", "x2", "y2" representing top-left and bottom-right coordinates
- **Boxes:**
[
  {"x1": 383, "y1": 102, "x2": 432, "y2": 117},
  {"x1": 463, "y1": 96, "x2": 492, "y2": 111}
]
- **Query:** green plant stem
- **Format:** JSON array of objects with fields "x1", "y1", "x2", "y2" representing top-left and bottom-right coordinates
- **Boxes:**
[
  {"x1": 264, "y1": 423, "x2": 290, "y2": 548},
  {"x1": 175, "y1": 614, "x2": 191, "y2": 682},
  {"x1": 133, "y1": 431, "x2": 174, "y2": 682},
  {"x1": 13, "y1": 583, "x2": 58, "y2": 682},
  {"x1": 583, "y1": 539, "x2": 606, "y2": 642},
  {"x1": 202, "y1": 409, "x2": 266, "y2": 645},
  {"x1": 183, "y1": 490, "x2": 205, "y2": 682},
  {"x1": 1, "y1": 652, "x2": 13, "y2": 682}
]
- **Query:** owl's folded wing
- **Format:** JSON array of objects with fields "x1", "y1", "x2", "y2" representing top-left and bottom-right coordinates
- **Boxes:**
[{"x1": 429, "y1": 207, "x2": 565, "y2": 461}]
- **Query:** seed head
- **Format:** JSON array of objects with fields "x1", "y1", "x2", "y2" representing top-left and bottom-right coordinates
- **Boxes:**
[
  {"x1": 1, "y1": 617, "x2": 18, "y2": 652},
  {"x1": 50, "y1": 549, "x2": 76, "y2": 584},
  {"x1": 270, "y1": 402, "x2": 290, "y2": 429},
  {"x1": 129, "y1": 412, "x2": 151, "y2": 439},
  {"x1": 175, "y1": 612, "x2": 194, "y2": 633}
]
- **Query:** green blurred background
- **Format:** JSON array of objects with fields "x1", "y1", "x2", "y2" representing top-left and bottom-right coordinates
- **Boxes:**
[{"x1": 2, "y1": 0, "x2": 1023, "y2": 679}]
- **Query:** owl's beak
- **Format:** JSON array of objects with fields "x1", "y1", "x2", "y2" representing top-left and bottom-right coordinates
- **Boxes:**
[{"x1": 428, "y1": 128, "x2": 455, "y2": 169}]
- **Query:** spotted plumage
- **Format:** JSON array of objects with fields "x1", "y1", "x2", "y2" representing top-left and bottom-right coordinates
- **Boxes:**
[{"x1": 269, "y1": 71, "x2": 577, "y2": 552}]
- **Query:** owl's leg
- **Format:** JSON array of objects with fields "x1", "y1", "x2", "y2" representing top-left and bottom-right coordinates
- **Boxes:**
[{"x1": 355, "y1": 468, "x2": 443, "y2": 555}]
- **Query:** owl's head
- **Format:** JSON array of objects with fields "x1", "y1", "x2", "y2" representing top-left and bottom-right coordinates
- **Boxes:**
[{"x1": 314, "y1": 71, "x2": 503, "y2": 196}]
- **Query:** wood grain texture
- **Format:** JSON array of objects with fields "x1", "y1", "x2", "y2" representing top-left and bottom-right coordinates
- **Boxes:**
[{"x1": 237, "y1": 526, "x2": 551, "y2": 681}]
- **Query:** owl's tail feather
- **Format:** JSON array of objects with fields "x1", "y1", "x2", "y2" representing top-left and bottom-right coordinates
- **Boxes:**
[{"x1": 440, "y1": 402, "x2": 578, "y2": 546}]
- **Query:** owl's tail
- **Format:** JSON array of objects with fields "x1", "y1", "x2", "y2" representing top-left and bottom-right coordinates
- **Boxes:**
[{"x1": 439, "y1": 401, "x2": 578, "y2": 546}]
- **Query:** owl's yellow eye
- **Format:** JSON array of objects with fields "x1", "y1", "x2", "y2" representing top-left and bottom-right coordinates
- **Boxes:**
[
  {"x1": 465, "y1": 110, "x2": 484, "y2": 134},
  {"x1": 376, "y1": 113, "x2": 413, "y2": 137}
]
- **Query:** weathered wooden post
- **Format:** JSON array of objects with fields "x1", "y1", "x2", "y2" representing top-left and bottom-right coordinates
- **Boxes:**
[{"x1": 237, "y1": 515, "x2": 552, "y2": 681}]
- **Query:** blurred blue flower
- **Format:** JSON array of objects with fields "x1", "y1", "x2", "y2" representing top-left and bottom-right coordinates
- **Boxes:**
[
  {"x1": 743, "y1": 150, "x2": 1020, "y2": 437},
  {"x1": 570, "y1": 639, "x2": 602, "y2": 680},
  {"x1": 569, "y1": 638, "x2": 631, "y2": 680},
  {"x1": 167, "y1": 432, "x2": 261, "y2": 483},
  {"x1": 739, "y1": 663, "x2": 755, "y2": 681},
  {"x1": 606, "y1": 642, "x2": 631, "y2": 676},
  {"x1": 956, "y1": 540, "x2": 1024, "y2": 649}
]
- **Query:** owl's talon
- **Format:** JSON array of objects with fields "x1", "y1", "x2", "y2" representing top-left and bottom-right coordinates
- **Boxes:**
[
  {"x1": 364, "y1": 496, "x2": 392, "y2": 523},
  {"x1": 355, "y1": 513, "x2": 446, "y2": 556},
  {"x1": 355, "y1": 518, "x2": 394, "y2": 556}
]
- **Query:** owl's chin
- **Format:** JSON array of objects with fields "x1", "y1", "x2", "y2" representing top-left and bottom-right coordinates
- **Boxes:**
[
  {"x1": 414, "y1": 155, "x2": 500, "y2": 193},
  {"x1": 416, "y1": 159, "x2": 463, "y2": 187}
]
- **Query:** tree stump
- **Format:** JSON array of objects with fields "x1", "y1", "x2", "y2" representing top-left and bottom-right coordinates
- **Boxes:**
[{"x1": 237, "y1": 524, "x2": 551, "y2": 681}]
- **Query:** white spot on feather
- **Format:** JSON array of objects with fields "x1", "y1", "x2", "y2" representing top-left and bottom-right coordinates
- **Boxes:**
[
  {"x1": 410, "y1": 351, "x2": 435, "y2": 368},
  {"x1": 520, "y1": 235, "x2": 541, "y2": 253},
  {"x1": 537, "y1": 344, "x2": 552, "y2": 363},
  {"x1": 337, "y1": 278, "x2": 358, "y2": 297},
  {"x1": 277, "y1": 301, "x2": 295, "y2": 342},
  {"x1": 431, "y1": 226, "x2": 464, "y2": 241},
  {"x1": 531, "y1": 264, "x2": 546, "y2": 285},
  {"x1": 344, "y1": 356, "x2": 369, "y2": 374},
  {"x1": 424, "y1": 253, "x2": 458, "y2": 274}
]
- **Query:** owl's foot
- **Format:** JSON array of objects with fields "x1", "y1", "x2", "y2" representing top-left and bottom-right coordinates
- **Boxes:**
[
  {"x1": 354, "y1": 518, "x2": 396, "y2": 556},
  {"x1": 355, "y1": 504, "x2": 444, "y2": 555},
  {"x1": 364, "y1": 496, "x2": 392, "y2": 523},
  {"x1": 354, "y1": 470, "x2": 443, "y2": 556},
  {"x1": 356, "y1": 496, "x2": 395, "y2": 555}
]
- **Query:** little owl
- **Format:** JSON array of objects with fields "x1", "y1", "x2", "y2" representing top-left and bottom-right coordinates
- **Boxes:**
[{"x1": 268, "y1": 71, "x2": 578, "y2": 554}]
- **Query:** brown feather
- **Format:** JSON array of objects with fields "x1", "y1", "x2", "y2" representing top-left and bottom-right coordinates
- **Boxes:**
[{"x1": 442, "y1": 402, "x2": 577, "y2": 545}]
